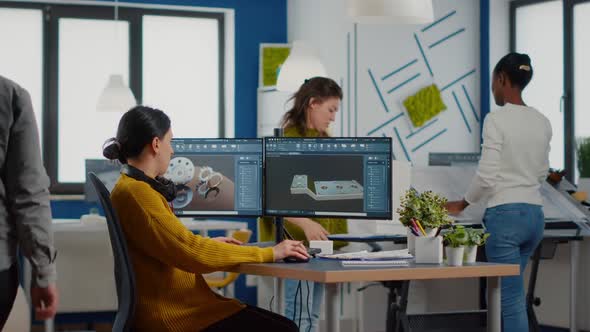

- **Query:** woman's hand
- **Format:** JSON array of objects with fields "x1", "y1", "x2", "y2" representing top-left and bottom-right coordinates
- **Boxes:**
[
  {"x1": 211, "y1": 237, "x2": 242, "y2": 245},
  {"x1": 445, "y1": 199, "x2": 469, "y2": 215},
  {"x1": 272, "y1": 240, "x2": 309, "y2": 262},
  {"x1": 299, "y1": 219, "x2": 330, "y2": 241}
]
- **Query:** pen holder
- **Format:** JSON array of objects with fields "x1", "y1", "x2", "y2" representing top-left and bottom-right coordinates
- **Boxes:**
[
  {"x1": 415, "y1": 236, "x2": 443, "y2": 264},
  {"x1": 406, "y1": 228, "x2": 416, "y2": 256}
]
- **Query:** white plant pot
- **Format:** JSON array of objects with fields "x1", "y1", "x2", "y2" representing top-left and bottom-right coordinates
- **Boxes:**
[
  {"x1": 415, "y1": 236, "x2": 443, "y2": 264},
  {"x1": 578, "y1": 177, "x2": 590, "y2": 195},
  {"x1": 464, "y1": 245, "x2": 477, "y2": 263},
  {"x1": 445, "y1": 246, "x2": 464, "y2": 266},
  {"x1": 407, "y1": 228, "x2": 416, "y2": 256}
]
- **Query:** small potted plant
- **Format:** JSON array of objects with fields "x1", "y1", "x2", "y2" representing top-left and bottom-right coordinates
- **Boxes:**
[
  {"x1": 463, "y1": 228, "x2": 490, "y2": 264},
  {"x1": 442, "y1": 225, "x2": 468, "y2": 266},
  {"x1": 398, "y1": 189, "x2": 453, "y2": 234},
  {"x1": 577, "y1": 137, "x2": 590, "y2": 194},
  {"x1": 397, "y1": 189, "x2": 453, "y2": 255}
]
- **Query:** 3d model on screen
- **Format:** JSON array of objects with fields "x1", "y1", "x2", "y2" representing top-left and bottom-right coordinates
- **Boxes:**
[
  {"x1": 196, "y1": 166, "x2": 223, "y2": 199},
  {"x1": 164, "y1": 157, "x2": 224, "y2": 208},
  {"x1": 165, "y1": 156, "x2": 195, "y2": 184},
  {"x1": 290, "y1": 174, "x2": 363, "y2": 201}
]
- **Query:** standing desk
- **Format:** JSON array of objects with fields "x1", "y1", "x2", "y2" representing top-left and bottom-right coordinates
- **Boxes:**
[
  {"x1": 410, "y1": 166, "x2": 590, "y2": 332},
  {"x1": 230, "y1": 259, "x2": 518, "y2": 332},
  {"x1": 329, "y1": 219, "x2": 590, "y2": 332}
]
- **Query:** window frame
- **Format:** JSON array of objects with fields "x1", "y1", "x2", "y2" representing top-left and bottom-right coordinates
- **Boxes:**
[
  {"x1": 510, "y1": 0, "x2": 590, "y2": 182},
  {"x1": 0, "y1": 2, "x2": 226, "y2": 194}
]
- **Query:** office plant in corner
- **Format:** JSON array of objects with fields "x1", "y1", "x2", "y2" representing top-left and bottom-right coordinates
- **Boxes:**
[
  {"x1": 577, "y1": 137, "x2": 590, "y2": 194},
  {"x1": 442, "y1": 225, "x2": 468, "y2": 266}
]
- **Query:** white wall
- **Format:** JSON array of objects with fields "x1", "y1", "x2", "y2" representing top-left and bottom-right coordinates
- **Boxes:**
[
  {"x1": 281, "y1": 2, "x2": 483, "y2": 331},
  {"x1": 287, "y1": 0, "x2": 480, "y2": 167}
]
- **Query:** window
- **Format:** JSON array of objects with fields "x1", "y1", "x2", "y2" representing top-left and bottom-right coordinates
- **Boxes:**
[
  {"x1": 511, "y1": 0, "x2": 590, "y2": 182},
  {"x1": 513, "y1": 1, "x2": 564, "y2": 170},
  {"x1": 142, "y1": 15, "x2": 221, "y2": 139},
  {"x1": 0, "y1": 3, "x2": 225, "y2": 193},
  {"x1": 57, "y1": 18, "x2": 129, "y2": 184}
]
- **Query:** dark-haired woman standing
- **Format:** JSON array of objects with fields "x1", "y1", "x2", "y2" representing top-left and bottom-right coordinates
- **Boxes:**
[
  {"x1": 446, "y1": 53, "x2": 552, "y2": 332},
  {"x1": 259, "y1": 77, "x2": 347, "y2": 332},
  {"x1": 103, "y1": 106, "x2": 306, "y2": 332}
]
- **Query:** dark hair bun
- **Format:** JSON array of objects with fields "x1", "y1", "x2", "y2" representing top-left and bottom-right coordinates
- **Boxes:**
[
  {"x1": 518, "y1": 53, "x2": 531, "y2": 65},
  {"x1": 102, "y1": 106, "x2": 171, "y2": 165},
  {"x1": 103, "y1": 138, "x2": 125, "y2": 163},
  {"x1": 493, "y1": 52, "x2": 533, "y2": 89}
]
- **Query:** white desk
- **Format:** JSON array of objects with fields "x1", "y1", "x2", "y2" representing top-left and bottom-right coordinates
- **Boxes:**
[
  {"x1": 232, "y1": 259, "x2": 518, "y2": 332},
  {"x1": 53, "y1": 217, "x2": 248, "y2": 235}
]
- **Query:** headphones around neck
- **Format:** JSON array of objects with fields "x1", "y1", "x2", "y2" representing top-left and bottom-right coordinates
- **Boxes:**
[{"x1": 121, "y1": 164, "x2": 177, "y2": 202}]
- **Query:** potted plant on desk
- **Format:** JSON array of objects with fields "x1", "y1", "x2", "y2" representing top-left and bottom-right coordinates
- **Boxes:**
[
  {"x1": 443, "y1": 225, "x2": 468, "y2": 266},
  {"x1": 397, "y1": 189, "x2": 453, "y2": 255},
  {"x1": 577, "y1": 137, "x2": 590, "y2": 194},
  {"x1": 463, "y1": 228, "x2": 490, "y2": 264}
]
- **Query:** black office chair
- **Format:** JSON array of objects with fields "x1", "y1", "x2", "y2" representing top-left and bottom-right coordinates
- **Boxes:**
[{"x1": 88, "y1": 172, "x2": 136, "y2": 332}]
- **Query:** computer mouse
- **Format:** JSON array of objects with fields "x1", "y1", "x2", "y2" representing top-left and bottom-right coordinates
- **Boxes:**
[{"x1": 283, "y1": 256, "x2": 310, "y2": 263}]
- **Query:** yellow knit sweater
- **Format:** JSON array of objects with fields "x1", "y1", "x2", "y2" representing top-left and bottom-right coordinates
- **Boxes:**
[{"x1": 110, "y1": 174, "x2": 275, "y2": 331}]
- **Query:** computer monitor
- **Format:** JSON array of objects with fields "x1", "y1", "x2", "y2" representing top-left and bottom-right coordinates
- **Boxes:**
[
  {"x1": 84, "y1": 159, "x2": 121, "y2": 202},
  {"x1": 264, "y1": 137, "x2": 392, "y2": 219},
  {"x1": 165, "y1": 138, "x2": 263, "y2": 217}
]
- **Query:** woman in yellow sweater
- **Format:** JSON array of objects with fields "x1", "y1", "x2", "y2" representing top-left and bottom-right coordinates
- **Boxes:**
[
  {"x1": 103, "y1": 106, "x2": 307, "y2": 332},
  {"x1": 259, "y1": 77, "x2": 347, "y2": 332}
]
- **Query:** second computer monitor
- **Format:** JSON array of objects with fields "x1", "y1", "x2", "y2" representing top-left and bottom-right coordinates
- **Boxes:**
[
  {"x1": 165, "y1": 138, "x2": 263, "y2": 217},
  {"x1": 264, "y1": 137, "x2": 392, "y2": 219}
]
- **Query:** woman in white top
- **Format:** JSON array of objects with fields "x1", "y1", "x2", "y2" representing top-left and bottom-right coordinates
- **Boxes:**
[{"x1": 446, "y1": 52, "x2": 552, "y2": 332}]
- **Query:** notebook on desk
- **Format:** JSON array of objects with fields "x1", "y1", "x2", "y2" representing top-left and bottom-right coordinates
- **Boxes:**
[
  {"x1": 328, "y1": 233, "x2": 406, "y2": 242},
  {"x1": 318, "y1": 249, "x2": 413, "y2": 261}
]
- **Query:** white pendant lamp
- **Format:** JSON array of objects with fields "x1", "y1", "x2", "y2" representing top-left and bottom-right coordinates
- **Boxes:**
[
  {"x1": 348, "y1": 0, "x2": 434, "y2": 24},
  {"x1": 97, "y1": 74, "x2": 137, "y2": 112},
  {"x1": 96, "y1": 0, "x2": 136, "y2": 112},
  {"x1": 276, "y1": 40, "x2": 327, "y2": 92}
]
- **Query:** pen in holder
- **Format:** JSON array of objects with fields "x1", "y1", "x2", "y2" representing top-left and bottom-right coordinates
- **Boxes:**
[{"x1": 397, "y1": 189, "x2": 453, "y2": 260}]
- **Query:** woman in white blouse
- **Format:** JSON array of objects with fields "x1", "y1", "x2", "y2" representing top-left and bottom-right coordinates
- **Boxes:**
[{"x1": 446, "y1": 52, "x2": 552, "y2": 332}]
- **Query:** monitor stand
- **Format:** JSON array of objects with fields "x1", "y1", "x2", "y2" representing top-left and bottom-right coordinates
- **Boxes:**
[{"x1": 275, "y1": 216, "x2": 285, "y2": 244}]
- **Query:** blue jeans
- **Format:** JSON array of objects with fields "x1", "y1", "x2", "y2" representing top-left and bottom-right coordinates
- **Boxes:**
[
  {"x1": 483, "y1": 203, "x2": 544, "y2": 332},
  {"x1": 284, "y1": 279, "x2": 324, "y2": 332}
]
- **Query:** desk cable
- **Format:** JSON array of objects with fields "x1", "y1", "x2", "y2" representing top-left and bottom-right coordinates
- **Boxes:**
[
  {"x1": 293, "y1": 280, "x2": 301, "y2": 322},
  {"x1": 306, "y1": 281, "x2": 312, "y2": 332}
]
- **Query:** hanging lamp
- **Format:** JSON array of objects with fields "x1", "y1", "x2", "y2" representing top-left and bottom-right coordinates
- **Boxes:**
[
  {"x1": 348, "y1": 0, "x2": 435, "y2": 24},
  {"x1": 276, "y1": 40, "x2": 327, "y2": 92}
]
